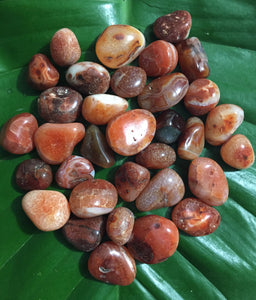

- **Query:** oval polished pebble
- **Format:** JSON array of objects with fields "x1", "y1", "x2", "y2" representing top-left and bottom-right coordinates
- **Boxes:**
[
  {"x1": 171, "y1": 197, "x2": 221, "y2": 236},
  {"x1": 38, "y1": 86, "x2": 83, "y2": 123},
  {"x1": 66, "y1": 61, "x2": 110, "y2": 96},
  {"x1": 80, "y1": 124, "x2": 115, "y2": 168},
  {"x1": 184, "y1": 79, "x2": 220, "y2": 116},
  {"x1": 50, "y1": 28, "x2": 81, "y2": 67},
  {"x1": 135, "y1": 168, "x2": 185, "y2": 211},
  {"x1": 106, "y1": 207, "x2": 134, "y2": 246},
  {"x1": 82, "y1": 94, "x2": 128, "y2": 125},
  {"x1": 28, "y1": 53, "x2": 59, "y2": 91},
  {"x1": 69, "y1": 179, "x2": 118, "y2": 218},
  {"x1": 220, "y1": 134, "x2": 255, "y2": 169},
  {"x1": 177, "y1": 117, "x2": 205, "y2": 160},
  {"x1": 153, "y1": 10, "x2": 192, "y2": 44},
  {"x1": 62, "y1": 215, "x2": 106, "y2": 252},
  {"x1": 205, "y1": 104, "x2": 244, "y2": 146},
  {"x1": 188, "y1": 157, "x2": 229, "y2": 206},
  {"x1": 137, "y1": 72, "x2": 189, "y2": 113},
  {"x1": 0, "y1": 112, "x2": 38, "y2": 154},
  {"x1": 34, "y1": 122, "x2": 85, "y2": 165},
  {"x1": 22, "y1": 190, "x2": 70, "y2": 231},
  {"x1": 16, "y1": 158, "x2": 53, "y2": 190},
  {"x1": 114, "y1": 161, "x2": 150, "y2": 202},
  {"x1": 135, "y1": 143, "x2": 176, "y2": 169},
  {"x1": 88, "y1": 241, "x2": 136, "y2": 286},
  {"x1": 127, "y1": 215, "x2": 179, "y2": 264},
  {"x1": 138, "y1": 40, "x2": 178, "y2": 77},
  {"x1": 110, "y1": 66, "x2": 147, "y2": 98},
  {"x1": 176, "y1": 37, "x2": 210, "y2": 82},
  {"x1": 106, "y1": 109, "x2": 156, "y2": 156},
  {"x1": 95, "y1": 24, "x2": 145, "y2": 69},
  {"x1": 55, "y1": 155, "x2": 95, "y2": 189}
]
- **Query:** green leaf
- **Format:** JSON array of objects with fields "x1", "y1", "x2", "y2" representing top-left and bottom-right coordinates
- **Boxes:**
[{"x1": 0, "y1": 0, "x2": 256, "y2": 299}]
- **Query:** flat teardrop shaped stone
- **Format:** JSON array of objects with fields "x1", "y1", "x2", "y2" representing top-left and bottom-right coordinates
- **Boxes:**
[{"x1": 135, "y1": 168, "x2": 185, "y2": 211}]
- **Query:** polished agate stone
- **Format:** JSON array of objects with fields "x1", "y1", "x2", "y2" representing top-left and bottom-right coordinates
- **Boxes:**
[
  {"x1": 16, "y1": 158, "x2": 53, "y2": 190},
  {"x1": 155, "y1": 109, "x2": 186, "y2": 144},
  {"x1": 137, "y1": 72, "x2": 189, "y2": 113},
  {"x1": 138, "y1": 40, "x2": 178, "y2": 77},
  {"x1": 172, "y1": 197, "x2": 221, "y2": 236},
  {"x1": 114, "y1": 161, "x2": 150, "y2": 202},
  {"x1": 34, "y1": 122, "x2": 85, "y2": 165},
  {"x1": 135, "y1": 168, "x2": 185, "y2": 211},
  {"x1": 127, "y1": 215, "x2": 179, "y2": 264},
  {"x1": 82, "y1": 94, "x2": 128, "y2": 125},
  {"x1": 205, "y1": 104, "x2": 244, "y2": 146},
  {"x1": 106, "y1": 207, "x2": 134, "y2": 246},
  {"x1": 62, "y1": 215, "x2": 106, "y2": 252},
  {"x1": 184, "y1": 79, "x2": 220, "y2": 116},
  {"x1": 80, "y1": 124, "x2": 115, "y2": 168},
  {"x1": 188, "y1": 157, "x2": 229, "y2": 206},
  {"x1": 69, "y1": 179, "x2": 118, "y2": 218},
  {"x1": 28, "y1": 53, "x2": 59, "y2": 91},
  {"x1": 177, "y1": 117, "x2": 205, "y2": 160},
  {"x1": 38, "y1": 86, "x2": 83, "y2": 123},
  {"x1": 55, "y1": 155, "x2": 95, "y2": 189},
  {"x1": 0, "y1": 112, "x2": 38, "y2": 154},
  {"x1": 50, "y1": 28, "x2": 81, "y2": 67},
  {"x1": 220, "y1": 134, "x2": 255, "y2": 169},
  {"x1": 106, "y1": 109, "x2": 156, "y2": 156},
  {"x1": 95, "y1": 24, "x2": 145, "y2": 69},
  {"x1": 153, "y1": 10, "x2": 192, "y2": 44},
  {"x1": 176, "y1": 37, "x2": 210, "y2": 82},
  {"x1": 22, "y1": 190, "x2": 70, "y2": 231},
  {"x1": 110, "y1": 66, "x2": 147, "y2": 98},
  {"x1": 135, "y1": 143, "x2": 176, "y2": 169},
  {"x1": 66, "y1": 61, "x2": 110, "y2": 96},
  {"x1": 88, "y1": 241, "x2": 136, "y2": 286}
]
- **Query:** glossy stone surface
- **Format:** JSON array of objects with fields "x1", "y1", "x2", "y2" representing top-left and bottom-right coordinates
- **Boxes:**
[
  {"x1": 153, "y1": 10, "x2": 192, "y2": 44},
  {"x1": 50, "y1": 28, "x2": 81, "y2": 67},
  {"x1": 38, "y1": 86, "x2": 83, "y2": 123},
  {"x1": 80, "y1": 124, "x2": 115, "y2": 168},
  {"x1": 66, "y1": 61, "x2": 110, "y2": 96},
  {"x1": 114, "y1": 161, "x2": 150, "y2": 202},
  {"x1": 137, "y1": 72, "x2": 189, "y2": 113},
  {"x1": 95, "y1": 24, "x2": 145, "y2": 69},
  {"x1": 110, "y1": 66, "x2": 147, "y2": 98},
  {"x1": 127, "y1": 215, "x2": 179, "y2": 264},
  {"x1": 176, "y1": 37, "x2": 210, "y2": 82},
  {"x1": 135, "y1": 143, "x2": 176, "y2": 169},
  {"x1": 138, "y1": 40, "x2": 178, "y2": 77},
  {"x1": 88, "y1": 241, "x2": 136, "y2": 286},
  {"x1": 106, "y1": 207, "x2": 134, "y2": 246},
  {"x1": 220, "y1": 134, "x2": 255, "y2": 169},
  {"x1": 155, "y1": 109, "x2": 186, "y2": 144},
  {"x1": 16, "y1": 158, "x2": 53, "y2": 190},
  {"x1": 184, "y1": 79, "x2": 220, "y2": 116},
  {"x1": 34, "y1": 122, "x2": 85, "y2": 165},
  {"x1": 188, "y1": 157, "x2": 229, "y2": 206},
  {"x1": 69, "y1": 179, "x2": 118, "y2": 218},
  {"x1": 0, "y1": 112, "x2": 38, "y2": 154},
  {"x1": 28, "y1": 53, "x2": 59, "y2": 91},
  {"x1": 55, "y1": 155, "x2": 95, "y2": 189},
  {"x1": 62, "y1": 215, "x2": 106, "y2": 252},
  {"x1": 106, "y1": 109, "x2": 156, "y2": 156},
  {"x1": 177, "y1": 117, "x2": 205, "y2": 160},
  {"x1": 22, "y1": 190, "x2": 70, "y2": 231},
  {"x1": 205, "y1": 104, "x2": 244, "y2": 146},
  {"x1": 82, "y1": 94, "x2": 128, "y2": 125},
  {"x1": 135, "y1": 168, "x2": 185, "y2": 211},
  {"x1": 172, "y1": 197, "x2": 221, "y2": 236}
]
